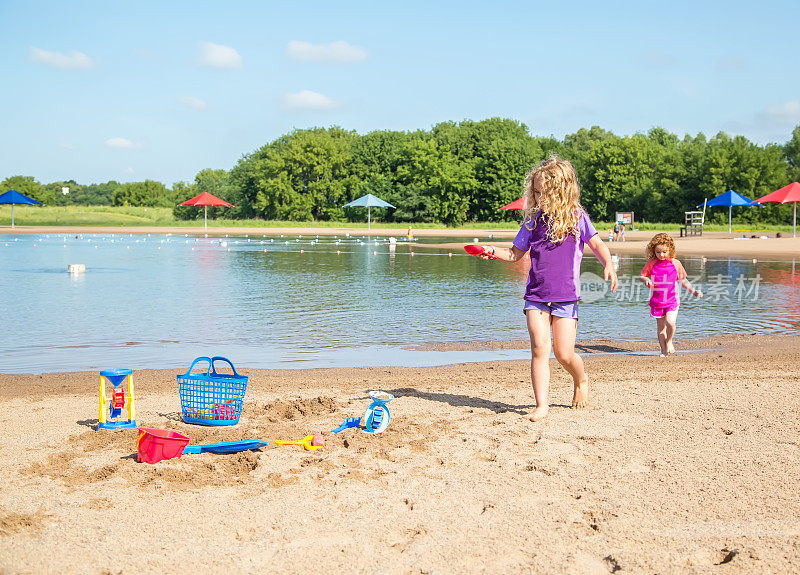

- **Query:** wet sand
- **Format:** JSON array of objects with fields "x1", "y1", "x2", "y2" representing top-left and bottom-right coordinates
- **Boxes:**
[{"x1": 1, "y1": 333, "x2": 799, "y2": 573}]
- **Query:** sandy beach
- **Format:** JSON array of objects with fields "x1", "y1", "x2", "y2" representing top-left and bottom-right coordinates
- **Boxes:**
[
  {"x1": 1, "y1": 225, "x2": 798, "y2": 573},
  {"x1": 427, "y1": 231, "x2": 800, "y2": 260},
  {"x1": 1, "y1": 333, "x2": 799, "y2": 573}
]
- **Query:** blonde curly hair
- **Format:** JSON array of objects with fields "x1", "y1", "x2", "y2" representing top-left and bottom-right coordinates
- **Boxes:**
[
  {"x1": 645, "y1": 232, "x2": 676, "y2": 260},
  {"x1": 522, "y1": 155, "x2": 584, "y2": 244}
]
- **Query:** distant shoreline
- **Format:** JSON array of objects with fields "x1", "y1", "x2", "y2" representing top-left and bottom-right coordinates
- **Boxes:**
[
  {"x1": 2, "y1": 225, "x2": 799, "y2": 258},
  {"x1": 0, "y1": 224, "x2": 517, "y2": 238}
]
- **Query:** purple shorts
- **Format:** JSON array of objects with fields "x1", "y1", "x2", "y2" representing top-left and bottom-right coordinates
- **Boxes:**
[
  {"x1": 523, "y1": 300, "x2": 579, "y2": 319},
  {"x1": 650, "y1": 303, "x2": 679, "y2": 318}
]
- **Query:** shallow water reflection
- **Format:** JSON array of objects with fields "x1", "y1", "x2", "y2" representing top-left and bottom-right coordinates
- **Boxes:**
[{"x1": 1, "y1": 233, "x2": 798, "y2": 374}]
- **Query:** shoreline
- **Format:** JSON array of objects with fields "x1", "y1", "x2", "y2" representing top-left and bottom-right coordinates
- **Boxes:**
[
  {"x1": 0, "y1": 224, "x2": 512, "y2": 238},
  {"x1": 428, "y1": 231, "x2": 800, "y2": 259},
  {"x1": 3, "y1": 224, "x2": 799, "y2": 258},
  {"x1": 0, "y1": 332, "x2": 782, "y2": 386}
]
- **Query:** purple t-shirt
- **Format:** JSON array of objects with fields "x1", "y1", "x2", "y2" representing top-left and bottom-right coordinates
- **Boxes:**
[{"x1": 513, "y1": 211, "x2": 598, "y2": 303}]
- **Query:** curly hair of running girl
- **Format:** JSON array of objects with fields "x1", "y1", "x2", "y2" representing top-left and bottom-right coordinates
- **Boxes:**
[{"x1": 645, "y1": 232, "x2": 677, "y2": 260}]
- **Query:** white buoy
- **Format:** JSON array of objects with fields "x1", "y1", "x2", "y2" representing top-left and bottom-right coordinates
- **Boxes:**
[{"x1": 68, "y1": 264, "x2": 85, "y2": 274}]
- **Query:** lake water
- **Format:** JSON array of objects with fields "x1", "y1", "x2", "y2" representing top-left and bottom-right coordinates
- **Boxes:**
[{"x1": 1, "y1": 233, "x2": 799, "y2": 374}]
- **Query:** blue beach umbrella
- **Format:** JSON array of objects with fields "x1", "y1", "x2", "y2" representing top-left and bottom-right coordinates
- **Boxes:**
[
  {"x1": 698, "y1": 190, "x2": 760, "y2": 233},
  {"x1": 0, "y1": 189, "x2": 43, "y2": 228},
  {"x1": 343, "y1": 193, "x2": 395, "y2": 230}
]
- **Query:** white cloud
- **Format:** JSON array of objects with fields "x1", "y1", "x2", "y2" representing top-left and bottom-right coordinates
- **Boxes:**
[
  {"x1": 59, "y1": 142, "x2": 77, "y2": 151},
  {"x1": 124, "y1": 166, "x2": 135, "y2": 175},
  {"x1": 30, "y1": 47, "x2": 95, "y2": 70},
  {"x1": 177, "y1": 96, "x2": 207, "y2": 111},
  {"x1": 758, "y1": 100, "x2": 800, "y2": 127},
  {"x1": 281, "y1": 90, "x2": 340, "y2": 111},
  {"x1": 105, "y1": 137, "x2": 140, "y2": 149},
  {"x1": 199, "y1": 42, "x2": 242, "y2": 69},
  {"x1": 286, "y1": 40, "x2": 368, "y2": 64}
]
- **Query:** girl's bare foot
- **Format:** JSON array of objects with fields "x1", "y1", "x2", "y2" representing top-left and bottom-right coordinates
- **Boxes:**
[
  {"x1": 572, "y1": 375, "x2": 589, "y2": 409},
  {"x1": 666, "y1": 344, "x2": 676, "y2": 355},
  {"x1": 527, "y1": 405, "x2": 549, "y2": 421}
]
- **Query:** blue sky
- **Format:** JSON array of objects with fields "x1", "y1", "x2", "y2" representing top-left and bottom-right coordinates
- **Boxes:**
[{"x1": 2, "y1": 0, "x2": 799, "y2": 186}]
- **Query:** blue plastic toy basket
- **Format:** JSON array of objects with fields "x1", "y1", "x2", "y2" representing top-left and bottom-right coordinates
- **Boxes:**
[{"x1": 178, "y1": 356, "x2": 248, "y2": 426}]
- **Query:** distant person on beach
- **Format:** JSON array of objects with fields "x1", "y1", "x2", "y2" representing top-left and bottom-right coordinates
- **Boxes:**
[
  {"x1": 476, "y1": 156, "x2": 617, "y2": 421},
  {"x1": 613, "y1": 221, "x2": 620, "y2": 241},
  {"x1": 620, "y1": 223, "x2": 626, "y2": 241},
  {"x1": 640, "y1": 233, "x2": 703, "y2": 357},
  {"x1": 407, "y1": 225, "x2": 413, "y2": 239},
  {"x1": 607, "y1": 228, "x2": 614, "y2": 242}
]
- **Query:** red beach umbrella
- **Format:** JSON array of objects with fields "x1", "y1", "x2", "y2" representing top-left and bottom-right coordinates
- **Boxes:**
[
  {"x1": 179, "y1": 192, "x2": 233, "y2": 229},
  {"x1": 754, "y1": 182, "x2": 800, "y2": 238},
  {"x1": 499, "y1": 197, "x2": 527, "y2": 211}
]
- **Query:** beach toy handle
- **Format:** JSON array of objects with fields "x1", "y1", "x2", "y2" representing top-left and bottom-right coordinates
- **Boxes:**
[
  {"x1": 180, "y1": 356, "x2": 241, "y2": 378},
  {"x1": 275, "y1": 439, "x2": 302, "y2": 446},
  {"x1": 464, "y1": 244, "x2": 497, "y2": 260},
  {"x1": 182, "y1": 356, "x2": 213, "y2": 377},
  {"x1": 209, "y1": 356, "x2": 241, "y2": 378}
]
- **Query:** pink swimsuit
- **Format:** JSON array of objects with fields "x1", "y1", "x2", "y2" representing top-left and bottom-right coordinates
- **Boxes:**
[{"x1": 640, "y1": 258, "x2": 686, "y2": 318}]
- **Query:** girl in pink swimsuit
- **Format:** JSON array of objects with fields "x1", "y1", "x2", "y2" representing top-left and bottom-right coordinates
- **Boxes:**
[{"x1": 640, "y1": 233, "x2": 703, "y2": 356}]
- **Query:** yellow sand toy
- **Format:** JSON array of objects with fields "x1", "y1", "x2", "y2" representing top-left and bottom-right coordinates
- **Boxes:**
[
  {"x1": 274, "y1": 434, "x2": 324, "y2": 451},
  {"x1": 97, "y1": 369, "x2": 136, "y2": 430}
]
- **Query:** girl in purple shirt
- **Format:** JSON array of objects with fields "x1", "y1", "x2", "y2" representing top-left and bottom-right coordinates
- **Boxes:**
[{"x1": 479, "y1": 156, "x2": 617, "y2": 422}]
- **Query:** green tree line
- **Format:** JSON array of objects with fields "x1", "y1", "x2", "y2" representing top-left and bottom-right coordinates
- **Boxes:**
[{"x1": 5, "y1": 120, "x2": 800, "y2": 226}]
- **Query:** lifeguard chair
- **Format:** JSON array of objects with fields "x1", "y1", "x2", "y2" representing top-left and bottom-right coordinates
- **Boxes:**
[
  {"x1": 98, "y1": 369, "x2": 137, "y2": 430},
  {"x1": 681, "y1": 210, "x2": 705, "y2": 237}
]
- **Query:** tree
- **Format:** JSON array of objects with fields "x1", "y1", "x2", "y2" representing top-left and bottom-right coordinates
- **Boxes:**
[
  {"x1": 77, "y1": 181, "x2": 119, "y2": 205},
  {"x1": 171, "y1": 181, "x2": 196, "y2": 220},
  {"x1": 40, "y1": 180, "x2": 84, "y2": 206},
  {"x1": 447, "y1": 118, "x2": 540, "y2": 222},
  {"x1": 7, "y1": 119, "x2": 800, "y2": 226},
  {"x1": 231, "y1": 127, "x2": 356, "y2": 221},
  {"x1": 112, "y1": 180, "x2": 171, "y2": 207},
  {"x1": 582, "y1": 136, "x2": 654, "y2": 221},
  {"x1": 783, "y1": 125, "x2": 800, "y2": 182}
]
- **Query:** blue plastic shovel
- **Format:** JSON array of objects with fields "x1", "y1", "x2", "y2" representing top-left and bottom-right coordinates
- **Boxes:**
[
  {"x1": 331, "y1": 417, "x2": 361, "y2": 433},
  {"x1": 182, "y1": 440, "x2": 268, "y2": 455}
]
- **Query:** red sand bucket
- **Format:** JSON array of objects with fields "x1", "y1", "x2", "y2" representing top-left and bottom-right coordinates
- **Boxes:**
[{"x1": 136, "y1": 427, "x2": 190, "y2": 464}]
